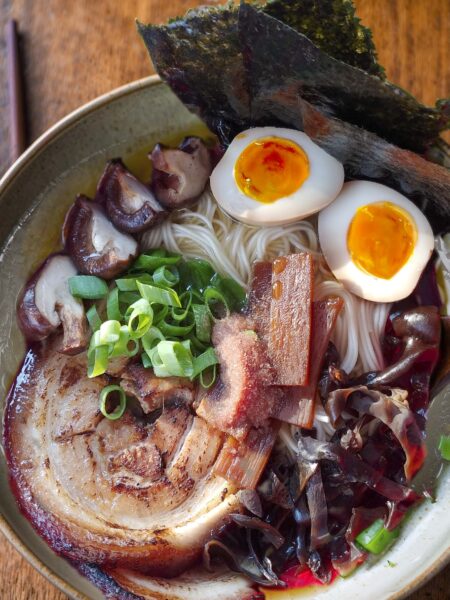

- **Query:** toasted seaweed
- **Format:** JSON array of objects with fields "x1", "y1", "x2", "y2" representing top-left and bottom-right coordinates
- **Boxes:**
[
  {"x1": 137, "y1": 5, "x2": 251, "y2": 142},
  {"x1": 235, "y1": 83, "x2": 450, "y2": 229},
  {"x1": 138, "y1": 1, "x2": 448, "y2": 154},
  {"x1": 240, "y1": 3, "x2": 447, "y2": 154},
  {"x1": 138, "y1": 0, "x2": 450, "y2": 230},
  {"x1": 262, "y1": 0, "x2": 385, "y2": 78}
]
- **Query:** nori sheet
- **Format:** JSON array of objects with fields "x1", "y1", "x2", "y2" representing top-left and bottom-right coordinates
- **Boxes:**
[
  {"x1": 262, "y1": 0, "x2": 385, "y2": 78},
  {"x1": 138, "y1": 1, "x2": 448, "y2": 154},
  {"x1": 253, "y1": 85, "x2": 450, "y2": 231},
  {"x1": 137, "y1": 0, "x2": 450, "y2": 230},
  {"x1": 137, "y1": 5, "x2": 251, "y2": 142}
]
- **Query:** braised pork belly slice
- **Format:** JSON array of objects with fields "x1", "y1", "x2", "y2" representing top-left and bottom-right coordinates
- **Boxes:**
[
  {"x1": 4, "y1": 337, "x2": 241, "y2": 575},
  {"x1": 121, "y1": 363, "x2": 194, "y2": 413},
  {"x1": 213, "y1": 424, "x2": 279, "y2": 490},
  {"x1": 273, "y1": 297, "x2": 344, "y2": 428},
  {"x1": 196, "y1": 315, "x2": 279, "y2": 440},
  {"x1": 269, "y1": 253, "x2": 313, "y2": 386},
  {"x1": 246, "y1": 260, "x2": 272, "y2": 341}
]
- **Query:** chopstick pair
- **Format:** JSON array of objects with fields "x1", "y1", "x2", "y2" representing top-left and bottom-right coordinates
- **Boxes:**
[{"x1": 6, "y1": 19, "x2": 27, "y2": 165}]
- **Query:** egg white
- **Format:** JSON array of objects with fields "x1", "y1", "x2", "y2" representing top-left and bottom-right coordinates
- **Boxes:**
[
  {"x1": 210, "y1": 127, "x2": 344, "y2": 226},
  {"x1": 318, "y1": 181, "x2": 434, "y2": 302}
]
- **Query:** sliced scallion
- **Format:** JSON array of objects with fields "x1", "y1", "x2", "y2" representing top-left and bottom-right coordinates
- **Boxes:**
[
  {"x1": 158, "y1": 315, "x2": 195, "y2": 337},
  {"x1": 355, "y1": 519, "x2": 400, "y2": 554},
  {"x1": 171, "y1": 291, "x2": 193, "y2": 322},
  {"x1": 98, "y1": 320, "x2": 121, "y2": 345},
  {"x1": 152, "y1": 304, "x2": 170, "y2": 324},
  {"x1": 115, "y1": 274, "x2": 153, "y2": 291},
  {"x1": 141, "y1": 326, "x2": 165, "y2": 357},
  {"x1": 192, "y1": 346, "x2": 219, "y2": 379},
  {"x1": 115, "y1": 277, "x2": 139, "y2": 292},
  {"x1": 106, "y1": 288, "x2": 122, "y2": 321},
  {"x1": 137, "y1": 281, "x2": 181, "y2": 308},
  {"x1": 153, "y1": 265, "x2": 180, "y2": 288},
  {"x1": 125, "y1": 298, "x2": 153, "y2": 339},
  {"x1": 204, "y1": 286, "x2": 230, "y2": 320},
  {"x1": 69, "y1": 275, "x2": 108, "y2": 300},
  {"x1": 99, "y1": 385, "x2": 127, "y2": 420},
  {"x1": 119, "y1": 291, "x2": 141, "y2": 306},
  {"x1": 155, "y1": 340, "x2": 194, "y2": 378},
  {"x1": 188, "y1": 333, "x2": 208, "y2": 353},
  {"x1": 109, "y1": 325, "x2": 139, "y2": 358},
  {"x1": 132, "y1": 249, "x2": 181, "y2": 272},
  {"x1": 438, "y1": 435, "x2": 450, "y2": 460},
  {"x1": 148, "y1": 345, "x2": 171, "y2": 377},
  {"x1": 86, "y1": 305, "x2": 102, "y2": 332},
  {"x1": 199, "y1": 364, "x2": 217, "y2": 388},
  {"x1": 83, "y1": 248, "x2": 245, "y2": 386},
  {"x1": 88, "y1": 344, "x2": 109, "y2": 378},
  {"x1": 192, "y1": 303, "x2": 212, "y2": 342},
  {"x1": 141, "y1": 352, "x2": 152, "y2": 368}
]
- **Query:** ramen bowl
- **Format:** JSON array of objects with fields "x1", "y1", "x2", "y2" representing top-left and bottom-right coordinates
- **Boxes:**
[{"x1": 0, "y1": 76, "x2": 448, "y2": 600}]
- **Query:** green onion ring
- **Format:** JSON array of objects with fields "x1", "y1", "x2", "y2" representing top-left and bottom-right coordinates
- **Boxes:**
[
  {"x1": 137, "y1": 281, "x2": 181, "y2": 307},
  {"x1": 199, "y1": 364, "x2": 217, "y2": 388},
  {"x1": 98, "y1": 320, "x2": 121, "y2": 345},
  {"x1": 158, "y1": 313, "x2": 195, "y2": 337},
  {"x1": 132, "y1": 249, "x2": 181, "y2": 272},
  {"x1": 152, "y1": 304, "x2": 170, "y2": 325},
  {"x1": 153, "y1": 340, "x2": 194, "y2": 378},
  {"x1": 69, "y1": 275, "x2": 109, "y2": 300},
  {"x1": 204, "y1": 286, "x2": 230, "y2": 320},
  {"x1": 88, "y1": 344, "x2": 110, "y2": 378},
  {"x1": 171, "y1": 291, "x2": 193, "y2": 322},
  {"x1": 106, "y1": 288, "x2": 122, "y2": 321},
  {"x1": 86, "y1": 305, "x2": 102, "y2": 332},
  {"x1": 99, "y1": 385, "x2": 127, "y2": 420},
  {"x1": 153, "y1": 265, "x2": 180, "y2": 288},
  {"x1": 141, "y1": 326, "x2": 165, "y2": 356},
  {"x1": 126, "y1": 298, "x2": 154, "y2": 339}
]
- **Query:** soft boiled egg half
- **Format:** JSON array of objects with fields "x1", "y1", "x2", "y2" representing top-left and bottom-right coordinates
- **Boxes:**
[
  {"x1": 210, "y1": 127, "x2": 344, "y2": 226},
  {"x1": 318, "y1": 181, "x2": 434, "y2": 302}
]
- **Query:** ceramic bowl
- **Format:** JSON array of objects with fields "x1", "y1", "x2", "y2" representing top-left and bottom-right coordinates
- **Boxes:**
[{"x1": 0, "y1": 76, "x2": 448, "y2": 600}]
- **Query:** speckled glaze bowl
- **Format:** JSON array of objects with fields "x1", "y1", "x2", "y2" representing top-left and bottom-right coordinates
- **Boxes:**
[{"x1": 0, "y1": 76, "x2": 448, "y2": 600}]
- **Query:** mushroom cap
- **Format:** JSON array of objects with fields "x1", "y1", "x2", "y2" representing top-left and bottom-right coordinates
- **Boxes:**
[
  {"x1": 151, "y1": 137, "x2": 213, "y2": 208},
  {"x1": 96, "y1": 159, "x2": 166, "y2": 233},
  {"x1": 17, "y1": 253, "x2": 88, "y2": 354},
  {"x1": 64, "y1": 195, "x2": 139, "y2": 279}
]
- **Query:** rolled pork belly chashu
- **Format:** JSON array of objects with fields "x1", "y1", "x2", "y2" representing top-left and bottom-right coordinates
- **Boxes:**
[{"x1": 4, "y1": 336, "x2": 241, "y2": 575}]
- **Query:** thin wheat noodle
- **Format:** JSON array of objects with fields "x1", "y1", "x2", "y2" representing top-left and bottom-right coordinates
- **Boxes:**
[{"x1": 141, "y1": 189, "x2": 389, "y2": 377}]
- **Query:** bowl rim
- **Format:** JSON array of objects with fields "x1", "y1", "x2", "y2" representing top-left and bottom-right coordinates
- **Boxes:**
[{"x1": 0, "y1": 73, "x2": 448, "y2": 600}]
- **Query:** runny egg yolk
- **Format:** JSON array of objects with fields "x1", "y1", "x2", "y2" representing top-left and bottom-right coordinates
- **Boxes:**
[
  {"x1": 347, "y1": 201, "x2": 417, "y2": 279},
  {"x1": 234, "y1": 137, "x2": 309, "y2": 203}
]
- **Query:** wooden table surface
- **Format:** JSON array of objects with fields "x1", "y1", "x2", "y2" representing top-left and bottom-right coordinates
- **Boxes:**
[{"x1": 0, "y1": 0, "x2": 449, "y2": 598}]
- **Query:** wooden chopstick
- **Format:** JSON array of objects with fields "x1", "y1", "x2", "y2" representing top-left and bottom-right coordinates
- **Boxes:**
[{"x1": 6, "y1": 19, "x2": 26, "y2": 164}]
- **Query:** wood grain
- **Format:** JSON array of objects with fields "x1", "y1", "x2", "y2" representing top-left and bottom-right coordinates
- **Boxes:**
[{"x1": 0, "y1": 0, "x2": 449, "y2": 599}]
